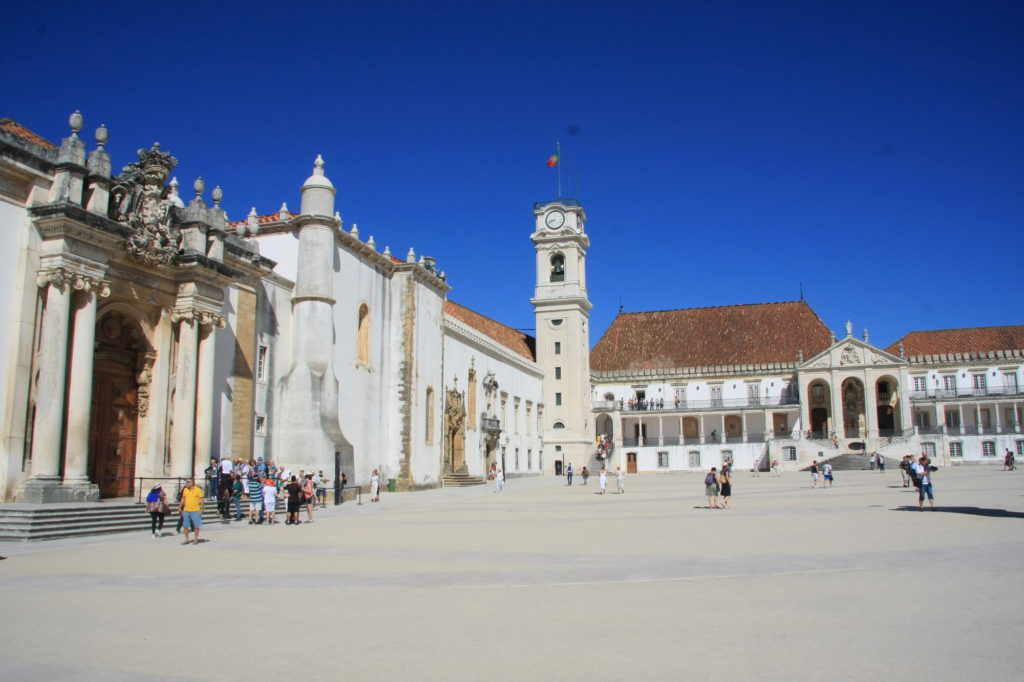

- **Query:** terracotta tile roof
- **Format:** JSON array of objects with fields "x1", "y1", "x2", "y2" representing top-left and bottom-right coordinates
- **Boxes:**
[
  {"x1": 0, "y1": 118, "x2": 57, "y2": 149},
  {"x1": 591, "y1": 301, "x2": 832, "y2": 372},
  {"x1": 887, "y1": 325, "x2": 1024, "y2": 357},
  {"x1": 228, "y1": 212, "x2": 288, "y2": 228},
  {"x1": 445, "y1": 300, "x2": 536, "y2": 361}
]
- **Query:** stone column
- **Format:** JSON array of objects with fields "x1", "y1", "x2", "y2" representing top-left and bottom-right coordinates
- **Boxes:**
[
  {"x1": 864, "y1": 378, "x2": 879, "y2": 439},
  {"x1": 193, "y1": 321, "x2": 218, "y2": 480},
  {"x1": 170, "y1": 312, "x2": 200, "y2": 479},
  {"x1": 22, "y1": 272, "x2": 73, "y2": 499},
  {"x1": 63, "y1": 280, "x2": 108, "y2": 497},
  {"x1": 830, "y1": 375, "x2": 844, "y2": 437}
]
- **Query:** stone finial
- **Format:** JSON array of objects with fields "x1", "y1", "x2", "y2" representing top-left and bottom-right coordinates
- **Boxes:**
[
  {"x1": 898, "y1": 341, "x2": 905, "y2": 358},
  {"x1": 246, "y1": 206, "x2": 259, "y2": 236},
  {"x1": 334, "y1": 211, "x2": 342, "y2": 229},
  {"x1": 212, "y1": 185, "x2": 223, "y2": 207},
  {"x1": 406, "y1": 247, "x2": 416, "y2": 263},
  {"x1": 797, "y1": 349, "x2": 804, "y2": 363},
  {"x1": 383, "y1": 246, "x2": 391, "y2": 257},
  {"x1": 279, "y1": 202, "x2": 290, "y2": 220},
  {"x1": 313, "y1": 154, "x2": 325, "y2": 174},
  {"x1": 367, "y1": 236, "x2": 376, "y2": 251},
  {"x1": 95, "y1": 124, "x2": 108, "y2": 149},
  {"x1": 845, "y1": 320, "x2": 853, "y2": 337},
  {"x1": 193, "y1": 177, "x2": 205, "y2": 199},
  {"x1": 863, "y1": 327, "x2": 869, "y2": 343},
  {"x1": 351, "y1": 223, "x2": 359, "y2": 238},
  {"x1": 167, "y1": 177, "x2": 184, "y2": 208},
  {"x1": 69, "y1": 110, "x2": 83, "y2": 138}
]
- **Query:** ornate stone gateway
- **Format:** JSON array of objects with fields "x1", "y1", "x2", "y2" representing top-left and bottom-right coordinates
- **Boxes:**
[{"x1": 444, "y1": 386, "x2": 466, "y2": 473}]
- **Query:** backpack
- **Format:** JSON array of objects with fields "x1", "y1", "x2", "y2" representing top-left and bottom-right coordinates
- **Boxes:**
[{"x1": 704, "y1": 473, "x2": 715, "y2": 486}]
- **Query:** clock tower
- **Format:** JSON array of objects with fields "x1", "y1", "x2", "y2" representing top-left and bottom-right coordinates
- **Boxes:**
[{"x1": 531, "y1": 200, "x2": 594, "y2": 475}]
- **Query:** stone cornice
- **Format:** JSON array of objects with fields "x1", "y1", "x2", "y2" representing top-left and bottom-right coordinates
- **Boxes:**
[
  {"x1": 592, "y1": 362, "x2": 799, "y2": 383},
  {"x1": 444, "y1": 315, "x2": 544, "y2": 378},
  {"x1": 171, "y1": 306, "x2": 226, "y2": 328},
  {"x1": 0, "y1": 136, "x2": 56, "y2": 175},
  {"x1": 904, "y1": 349, "x2": 1023, "y2": 366},
  {"x1": 36, "y1": 267, "x2": 111, "y2": 298}
]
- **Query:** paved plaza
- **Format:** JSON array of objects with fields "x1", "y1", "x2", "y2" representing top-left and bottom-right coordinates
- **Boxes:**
[{"x1": 0, "y1": 467, "x2": 1021, "y2": 681}]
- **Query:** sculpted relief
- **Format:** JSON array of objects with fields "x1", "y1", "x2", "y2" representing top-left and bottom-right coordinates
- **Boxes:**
[{"x1": 110, "y1": 143, "x2": 182, "y2": 266}]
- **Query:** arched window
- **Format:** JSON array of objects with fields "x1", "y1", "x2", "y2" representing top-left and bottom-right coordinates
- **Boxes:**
[
  {"x1": 550, "y1": 254, "x2": 565, "y2": 282},
  {"x1": 357, "y1": 303, "x2": 370, "y2": 365},
  {"x1": 425, "y1": 387, "x2": 435, "y2": 443},
  {"x1": 553, "y1": 421, "x2": 566, "y2": 429}
]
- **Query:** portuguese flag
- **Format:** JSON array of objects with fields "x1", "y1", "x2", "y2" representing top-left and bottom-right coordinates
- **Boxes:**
[{"x1": 547, "y1": 151, "x2": 559, "y2": 168}]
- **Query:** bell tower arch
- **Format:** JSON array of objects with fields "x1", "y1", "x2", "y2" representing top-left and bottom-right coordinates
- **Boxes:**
[{"x1": 531, "y1": 200, "x2": 594, "y2": 474}]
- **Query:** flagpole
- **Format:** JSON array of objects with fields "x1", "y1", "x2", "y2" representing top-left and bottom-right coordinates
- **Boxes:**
[{"x1": 556, "y1": 139, "x2": 561, "y2": 200}]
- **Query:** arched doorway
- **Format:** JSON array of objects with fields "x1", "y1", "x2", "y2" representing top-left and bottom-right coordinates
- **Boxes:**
[
  {"x1": 807, "y1": 380, "x2": 831, "y2": 436},
  {"x1": 876, "y1": 376, "x2": 901, "y2": 435},
  {"x1": 89, "y1": 311, "x2": 145, "y2": 498},
  {"x1": 841, "y1": 378, "x2": 866, "y2": 439}
]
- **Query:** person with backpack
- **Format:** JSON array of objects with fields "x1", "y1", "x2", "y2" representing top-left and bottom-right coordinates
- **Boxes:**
[
  {"x1": 145, "y1": 484, "x2": 170, "y2": 538},
  {"x1": 705, "y1": 467, "x2": 720, "y2": 508},
  {"x1": 913, "y1": 456, "x2": 938, "y2": 511}
]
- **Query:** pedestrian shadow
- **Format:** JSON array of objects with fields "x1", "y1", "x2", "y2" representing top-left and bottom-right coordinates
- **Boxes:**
[{"x1": 891, "y1": 506, "x2": 1024, "y2": 519}]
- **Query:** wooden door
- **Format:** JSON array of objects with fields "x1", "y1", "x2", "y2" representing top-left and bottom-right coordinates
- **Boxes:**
[
  {"x1": 626, "y1": 452, "x2": 637, "y2": 474},
  {"x1": 89, "y1": 359, "x2": 139, "y2": 498}
]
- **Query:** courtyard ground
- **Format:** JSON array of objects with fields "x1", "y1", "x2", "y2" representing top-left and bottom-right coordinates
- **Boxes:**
[{"x1": 0, "y1": 467, "x2": 1021, "y2": 681}]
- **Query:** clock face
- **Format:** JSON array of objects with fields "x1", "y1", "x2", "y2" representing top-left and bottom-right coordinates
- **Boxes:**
[{"x1": 545, "y1": 211, "x2": 565, "y2": 229}]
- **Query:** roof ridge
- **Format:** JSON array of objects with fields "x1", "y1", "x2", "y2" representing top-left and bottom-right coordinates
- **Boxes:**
[
  {"x1": 899, "y1": 324, "x2": 1024, "y2": 335},
  {"x1": 616, "y1": 300, "x2": 807, "y2": 316}
]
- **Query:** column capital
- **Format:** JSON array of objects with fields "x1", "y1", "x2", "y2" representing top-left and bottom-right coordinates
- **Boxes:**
[
  {"x1": 36, "y1": 268, "x2": 111, "y2": 297},
  {"x1": 171, "y1": 306, "x2": 225, "y2": 328}
]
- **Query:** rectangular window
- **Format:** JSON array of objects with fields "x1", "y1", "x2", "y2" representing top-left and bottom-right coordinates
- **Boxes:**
[
  {"x1": 674, "y1": 387, "x2": 686, "y2": 405},
  {"x1": 688, "y1": 450, "x2": 700, "y2": 468},
  {"x1": 256, "y1": 345, "x2": 268, "y2": 381},
  {"x1": 915, "y1": 412, "x2": 930, "y2": 428},
  {"x1": 710, "y1": 385, "x2": 723, "y2": 407},
  {"x1": 945, "y1": 410, "x2": 961, "y2": 428},
  {"x1": 1016, "y1": 440, "x2": 1024, "y2": 456},
  {"x1": 943, "y1": 375, "x2": 956, "y2": 392},
  {"x1": 514, "y1": 448, "x2": 520, "y2": 470},
  {"x1": 973, "y1": 374, "x2": 987, "y2": 391},
  {"x1": 657, "y1": 451, "x2": 669, "y2": 468},
  {"x1": 913, "y1": 376, "x2": 927, "y2": 393},
  {"x1": 1007, "y1": 407, "x2": 1019, "y2": 429},
  {"x1": 921, "y1": 442, "x2": 936, "y2": 458},
  {"x1": 949, "y1": 441, "x2": 962, "y2": 458},
  {"x1": 721, "y1": 450, "x2": 733, "y2": 465},
  {"x1": 555, "y1": 393, "x2": 562, "y2": 406},
  {"x1": 980, "y1": 409, "x2": 991, "y2": 428},
  {"x1": 555, "y1": 367, "x2": 561, "y2": 380},
  {"x1": 747, "y1": 384, "x2": 760, "y2": 403},
  {"x1": 554, "y1": 342, "x2": 561, "y2": 355},
  {"x1": 527, "y1": 450, "x2": 532, "y2": 470},
  {"x1": 811, "y1": 384, "x2": 824, "y2": 404},
  {"x1": 255, "y1": 415, "x2": 266, "y2": 434},
  {"x1": 1005, "y1": 373, "x2": 1019, "y2": 393},
  {"x1": 525, "y1": 404, "x2": 532, "y2": 436},
  {"x1": 982, "y1": 441, "x2": 996, "y2": 457},
  {"x1": 783, "y1": 446, "x2": 797, "y2": 461}
]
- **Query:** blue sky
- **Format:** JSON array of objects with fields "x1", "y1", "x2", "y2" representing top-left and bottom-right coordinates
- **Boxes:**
[{"x1": 3, "y1": 1, "x2": 1022, "y2": 350}]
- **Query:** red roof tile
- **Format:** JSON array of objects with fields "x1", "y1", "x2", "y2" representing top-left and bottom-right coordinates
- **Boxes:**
[
  {"x1": 591, "y1": 301, "x2": 832, "y2": 372},
  {"x1": 445, "y1": 300, "x2": 536, "y2": 361},
  {"x1": 887, "y1": 325, "x2": 1024, "y2": 357},
  {"x1": 0, "y1": 118, "x2": 57, "y2": 149}
]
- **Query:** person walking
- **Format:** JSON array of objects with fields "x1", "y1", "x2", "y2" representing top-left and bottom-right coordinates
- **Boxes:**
[
  {"x1": 705, "y1": 467, "x2": 720, "y2": 508},
  {"x1": 822, "y1": 461, "x2": 834, "y2": 488},
  {"x1": 145, "y1": 484, "x2": 169, "y2": 538},
  {"x1": 262, "y1": 477, "x2": 278, "y2": 524},
  {"x1": 315, "y1": 470, "x2": 329, "y2": 508},
  {"x1": 616, "y1": 467, "x2": 625, "y2": 494},
  {"x1": 1004, "y1": 449, "x2": 1016, "y2": 471},
  {"x1": 771, "y1": 459, "x2": 780, "y2": 477},
  {"x1": 247, "y1": 473, "x2": 263, "y2": 524},
  {"x1": 598, "y1": 467, "x2": 608, "y2": 494},
  {"x1": 494, "y1": 468, "x2": 504, "y2": 493},
  {"x1": 179, "y1": 479, "x2": 204, "y2": 545},
  {"x1": 720, "y1": 467, "x2": 732, "y2": 508},
  {"x1": 913, "y1": 455, "x2": 937, "y2": 511},
  {"x1": 340, "y1": 472, "x2": 348, "y2": 504},
  {"x1": 877, "y1": 453, "x2": 886, "y2": 473},
  {"x1": 370, "y1": 469, "x2": 381, "y2": 502},
  {"x1": 566, "y1": 463, "x2": 574, "y2": 486},
  {"x1": 809, "y1": 460, "x2": 820, "y2": 488},
  {"x1": 899, "y1": 456, "x2": 911, "y2": 487},
  {"x1": 581, "y1": 466, "x2": 590, "y2": 486}
]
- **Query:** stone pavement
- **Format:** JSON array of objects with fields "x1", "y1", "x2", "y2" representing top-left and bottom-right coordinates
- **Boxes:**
[{"x1": 0, "y1": 468, "x2": 1021, "y2": 681}]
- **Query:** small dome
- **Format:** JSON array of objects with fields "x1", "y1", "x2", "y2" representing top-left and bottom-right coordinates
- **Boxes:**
[{"x1": 302, "y1": 154, "x2": 335, "y2": 191}]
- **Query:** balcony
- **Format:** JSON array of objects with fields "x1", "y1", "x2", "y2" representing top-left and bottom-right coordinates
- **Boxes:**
[
  {"x1": 593, "y1": 395, "x2": 799, "y2": 414},
  {"x1": 910, "y1": 386, "x2": 1024, "y2": 401},
  {"x1": 480, "y1": 417, "x2": 501, "y2": 434}
]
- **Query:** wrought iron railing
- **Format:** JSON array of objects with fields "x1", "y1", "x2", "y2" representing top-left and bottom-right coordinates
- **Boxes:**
[
  {"x1": 910, "y1": 386, "x2": 1024, "y2": 401},
  {"x1": 594, "y1": 395, "x2": 800, "y2": 413}
]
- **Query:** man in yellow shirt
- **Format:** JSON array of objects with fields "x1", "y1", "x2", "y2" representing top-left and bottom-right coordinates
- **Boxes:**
[{"x1": 179, "y1": 479, "x2": 205, "y2": 545}]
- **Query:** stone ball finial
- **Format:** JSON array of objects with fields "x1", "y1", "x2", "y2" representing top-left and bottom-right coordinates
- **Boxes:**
[
  {"x1": 212, "y1": 185, "x2": 223, "y2": 206},
  {"x1": 406, "y1": 247, "x2": 416, "y2": 263},
  {"x1": 194, "y1": 177, "x2": 205, "y2": 198},
  {"x1": 69, "y1": 110, "x2": 83, "y2": 137},
  {"x1": 314, "y1": 154, "x2": 325, "y2": 175},
  {"x1": 95, "y1": 124, "x2": 108, "y2": 148}
]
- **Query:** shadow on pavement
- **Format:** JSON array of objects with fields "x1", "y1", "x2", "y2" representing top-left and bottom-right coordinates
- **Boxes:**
[{"x1": 891, "y1": 506, "x2": 1024, "y2": 519}]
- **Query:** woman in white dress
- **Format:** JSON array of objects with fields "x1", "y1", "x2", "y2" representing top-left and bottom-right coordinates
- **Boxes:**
[
  {"x1": 262, "y1": 478, "x2": 278, "y2": 524},
  {"x1": 615, "y1": 467, "x2": 625, "y2": 494},
  {"x1": 370, "y1": 469, "x2": 381, "y2": 502},
  {"x1": 599, "y1": 467, "x2": 608, "y2": 494}
]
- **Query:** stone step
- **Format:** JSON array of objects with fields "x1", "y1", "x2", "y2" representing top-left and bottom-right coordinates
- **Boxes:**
[
  {"x1": 802, "y1": 453, "x2": 902, "y2": 471},
  {"x1": 0, "y1": 504, "x2": 239, "y2": 542},
  {"x1": 442, "y1": 473, "x2": 485, "y2": 487}
]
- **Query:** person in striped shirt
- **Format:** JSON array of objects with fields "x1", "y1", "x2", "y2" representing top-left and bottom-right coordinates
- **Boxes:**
[{"x1": 247, "y1": 474, "x2": 263, "y2": 524}]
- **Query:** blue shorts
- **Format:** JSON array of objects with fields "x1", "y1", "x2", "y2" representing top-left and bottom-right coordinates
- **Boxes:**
[
  {"x1": 182, "y1": 511, "x2": 203, "y2": 530},
  {"x1": 918, "y1": 483, "x2": 934, "y2": 501}
]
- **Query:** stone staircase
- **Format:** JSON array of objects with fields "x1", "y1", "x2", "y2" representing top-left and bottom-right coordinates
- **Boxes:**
[
  {"x1": 804, "y1": 453, "x2": 901, "y2": 471},
  {"x1": 441, "y1": 472, "x2": 485, "y2": 487},
  {"x1": 0, "y1": 499, "x2": 252, "y2": 542}
]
